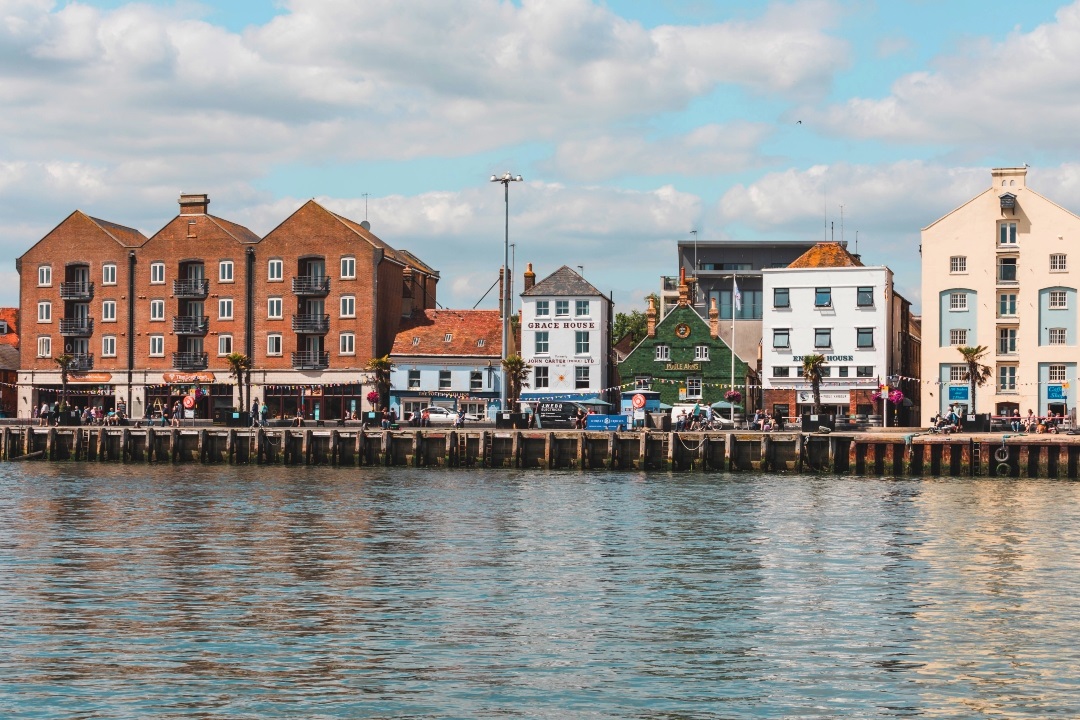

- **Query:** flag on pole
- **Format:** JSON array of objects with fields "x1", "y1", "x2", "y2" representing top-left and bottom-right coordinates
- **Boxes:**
[{"x1": 733, "y1": 278, "x2": 742, "y2": 312}]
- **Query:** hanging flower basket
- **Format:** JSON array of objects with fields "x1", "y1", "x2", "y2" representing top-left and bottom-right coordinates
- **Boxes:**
[
  {"x1": 724, "y1": 389, "x2": 742, "y2": 404},
  {"x1": 871, "y1": 386, "x2": 903, "y2": 404},
  {"x1": 366, "y1": 390, "x2": 380, "y2": 409}
]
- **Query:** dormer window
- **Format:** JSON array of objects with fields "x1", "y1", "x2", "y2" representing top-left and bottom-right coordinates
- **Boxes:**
[
  {"x1": 444, "y1": 333, "x2": 453, "y2": 342},
  {"x1": 411, "y1": 337, "x2": 420, "y2": 346},
  {"x1": 477, "y1": 339, "x2": 485, "y2": 347}
]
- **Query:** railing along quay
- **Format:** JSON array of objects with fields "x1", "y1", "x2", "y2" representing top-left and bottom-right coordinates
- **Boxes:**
[{"x1": 2, "y1": 426, "x2": 1080, "y2": 477}]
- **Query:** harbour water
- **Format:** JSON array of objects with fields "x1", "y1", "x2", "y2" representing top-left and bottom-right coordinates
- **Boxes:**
[{"x1": 1, "y1": 465, "x2": 1079, "y2": 718}]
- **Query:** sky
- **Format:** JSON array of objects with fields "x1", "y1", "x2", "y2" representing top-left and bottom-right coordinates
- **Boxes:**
[{"x1": 4, "y1": 0, "x2": 1080, "y2": 316}]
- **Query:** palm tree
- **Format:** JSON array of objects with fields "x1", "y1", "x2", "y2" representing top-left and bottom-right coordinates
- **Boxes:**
[
  {"x1": 801, "y1": 354, "x2": 827, "y2": 414},
  {"x1": 957, "y1": 345, "x2": 993, "y2": 414},
  {"x1": 225, "y1": 352, "x2": 252, "y2": 413},
  {"x1": 501, "y1": 355, "x2": 531, "y2": 409},
  {"x1": 366, "y1": 355, "x2": 393, "y2": 409},
  {"x1": 54, "y1": 354, "x2": 74, "y2": 414}
]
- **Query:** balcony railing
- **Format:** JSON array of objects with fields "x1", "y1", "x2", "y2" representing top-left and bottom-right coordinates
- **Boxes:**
[
  {"x1": 172, "y1": 315, "x2": 209, "y2": 335},
  {"x1": 291, "y1": 350, "x2": 329, "y2": 370},
  {"x1": 69, "y1": 353, "x2": 94, "y2": 372},
  {"x1": 292, "y1": 275, "x2": 331, "y2": 296},
  {"x1": 172, "y1": 352, "x2": 208, "y2": 370},
  {"x1": 59, "y1": 318, "x2": 93, "y2": 336},
  {"x1": 292, "y1": 313, "x2": 330, "y2": 334},
  {"x1": 59, "y1": 281, "x2": 94, "y2": 301},
  {"x1": 173, "y1": 278, "x2": 210, "y2": 298}
]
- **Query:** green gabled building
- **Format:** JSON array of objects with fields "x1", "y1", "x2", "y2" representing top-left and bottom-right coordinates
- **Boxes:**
[{"x1": 618, "y1": 272, "x2": 754, "y2": 409}]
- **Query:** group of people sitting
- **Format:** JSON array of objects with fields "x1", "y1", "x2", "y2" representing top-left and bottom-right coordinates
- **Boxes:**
[
  {"x1": 750, "y1": 409, "x2": 782, "y2": 432},
  {"x1": 675, "y1": 404, "x2": 717, "y2": 431},
  {"x1": 1007, "y1": 409, "x2": 1066, "y2": 434},
  {"x1": 931, "y1": 406, "x2": 967, "y2": 434}
]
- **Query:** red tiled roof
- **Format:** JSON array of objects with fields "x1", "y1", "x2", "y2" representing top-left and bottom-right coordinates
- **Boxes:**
[
  {"x1": 0, "y1": 307, "x2": 16, "y2": 347},
  {"x1": 787, "y1": 242, "x2": 864, "y2": 269},
  {"x1": 391, "y1": 309, "x2": 502, "y2": 357}
]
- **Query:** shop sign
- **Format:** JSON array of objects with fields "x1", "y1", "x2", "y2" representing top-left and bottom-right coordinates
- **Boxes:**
[
  {"x1": 797, "y1": 390, "x2": 850, "y2": 404},
  {"x1": 163, "y1": 372, "x2": 215, "y2": 383},
  {"x1": 948, "y1": 385, "x2": 969, "y2": 401},
  {"x1": 792, "y1": 355, "x2": 854, "y2": 362},
  {"x1": 664, "y1": 363, "x2": 700, "y2": 371},
  {"x1": 1048, "y1": 385, "x2": 1066, "y2": 400},
  {"x1": 69, "y1": 373, "x2": 112, "y2": 383}
]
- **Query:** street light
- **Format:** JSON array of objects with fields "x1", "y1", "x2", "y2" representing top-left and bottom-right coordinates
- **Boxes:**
[{"x1": 491, "y1": 171, "x2": 523, "y2": 412}]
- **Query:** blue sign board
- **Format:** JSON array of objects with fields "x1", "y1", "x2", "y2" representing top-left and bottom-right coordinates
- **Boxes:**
[
  {"x1": 586, "y1": 414, "x2": 630, "y2": 431},
  {"x1": 1048, "y1": 385, "x2": 1066, "y2": 400},
  {"x1": 948, "y1": 386, "x2": 969, "y2": 401}
]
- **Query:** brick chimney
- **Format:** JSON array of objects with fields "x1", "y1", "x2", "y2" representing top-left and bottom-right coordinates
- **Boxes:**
[
  {"x1": 677, "y1": 267, "x2": 689, "y2": 306},
  {"x1": 709, "y1": 296, "x2": 719, "y2": 337},
  {"x1": 179, "y1": 193, "x2": 209, "y2": 215},
  {"x1": 647, "y1": 295, "x2": 656, "y2": 337},
  {"x1": 523, "y1": 262, "x2": 535, "y2": 293}
]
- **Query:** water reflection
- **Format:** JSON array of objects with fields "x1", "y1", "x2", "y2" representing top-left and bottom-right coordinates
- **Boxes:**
[{"x1": 1, "y1": 466, "x2": 1079, "y2": 718}]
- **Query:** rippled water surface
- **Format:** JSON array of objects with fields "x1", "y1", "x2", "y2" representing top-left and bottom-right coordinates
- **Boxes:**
[{"x1": 2, "y1": 465, "x2": 1080, "y2": 718}]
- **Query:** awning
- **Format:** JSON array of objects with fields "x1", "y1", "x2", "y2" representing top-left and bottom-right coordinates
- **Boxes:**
[{"x1": 710, "y1": 400, "x2": 744, "y2": 410}]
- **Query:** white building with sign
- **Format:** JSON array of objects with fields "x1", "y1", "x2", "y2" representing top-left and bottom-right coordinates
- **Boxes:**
[
  {"x1": 519, "y1": 264, "x2": 611, "y2": 404},
  {"x1": 762, "y1": 242, "x2": 919, "y2": 424}
]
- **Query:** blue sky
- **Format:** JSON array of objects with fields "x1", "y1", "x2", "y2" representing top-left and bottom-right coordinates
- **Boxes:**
[{"x1": 4, "y1": 0, "x2": 1080, "y2": 313}]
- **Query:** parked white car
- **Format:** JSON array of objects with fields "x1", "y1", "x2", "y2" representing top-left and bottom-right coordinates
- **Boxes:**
[{"x1": 417, "y1": 406, "x2": 482, "y2": 424}]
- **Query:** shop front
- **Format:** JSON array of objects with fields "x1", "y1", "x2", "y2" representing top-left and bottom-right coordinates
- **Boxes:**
[
  {"x1": 262, "y1": 384, "x2": 364, "y2": 423},
  {"x1": 144, "y1": 372, "x2": 232, "y2": 422}
]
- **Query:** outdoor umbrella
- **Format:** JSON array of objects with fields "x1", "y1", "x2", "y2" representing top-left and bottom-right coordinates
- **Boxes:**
[{"x1": 710, "y1": 400, "x2": 744, "y2": 411}]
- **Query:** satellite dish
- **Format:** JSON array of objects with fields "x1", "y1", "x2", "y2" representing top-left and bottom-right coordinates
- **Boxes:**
[{"x1": 360, "y1": 220, "x2": 371, "y2": 231}]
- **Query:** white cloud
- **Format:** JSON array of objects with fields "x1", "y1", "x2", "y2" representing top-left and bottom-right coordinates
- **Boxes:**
[{"x1": 813, "y1": 2, "x2": 1080, "y2": 151}]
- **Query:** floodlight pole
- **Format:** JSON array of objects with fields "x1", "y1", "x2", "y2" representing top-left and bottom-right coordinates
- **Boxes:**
[{"x1": 491, "y1": 172, "x2": 523, "y2": 411}]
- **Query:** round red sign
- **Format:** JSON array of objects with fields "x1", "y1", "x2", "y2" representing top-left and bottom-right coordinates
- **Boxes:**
[{"x1": 632, "y1": 393, "x2": 646, "y2": 409}]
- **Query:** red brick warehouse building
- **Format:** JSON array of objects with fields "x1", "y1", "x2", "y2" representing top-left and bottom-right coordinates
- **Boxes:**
[{"x1": 16, "y1": 193, "x2": 438, "y2": 422}]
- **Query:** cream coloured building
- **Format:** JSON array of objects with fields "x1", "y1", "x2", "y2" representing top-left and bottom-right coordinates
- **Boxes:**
[{"x1": 922, "y1": 167, "x2": 1080, "y2": 424}]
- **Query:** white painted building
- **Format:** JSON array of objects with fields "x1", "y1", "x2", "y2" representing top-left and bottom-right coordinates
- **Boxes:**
[
  {"x1": 762, "y1": 242, "x2": 918, "y2": 424},
  {"x1": 519, "y1": 264, "x2": 611, "y2": 402}
]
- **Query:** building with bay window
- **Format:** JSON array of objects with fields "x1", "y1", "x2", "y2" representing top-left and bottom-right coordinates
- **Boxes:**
[
  {"x1": 762, "y1": 242, "x2": 919, "y2": 425},
  {"x1": 922, "y1": 166, "x2": 1080, "y2": 423}
]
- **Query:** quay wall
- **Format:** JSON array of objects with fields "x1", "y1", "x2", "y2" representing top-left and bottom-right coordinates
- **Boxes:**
[{"x1": 2, "y1": 427, "x2": 1078, "y2": 478}]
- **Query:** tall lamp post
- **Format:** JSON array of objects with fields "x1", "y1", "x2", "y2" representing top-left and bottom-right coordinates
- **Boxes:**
[{"x1": 491, "y1": 171, "x2": 523, "y2": 411}]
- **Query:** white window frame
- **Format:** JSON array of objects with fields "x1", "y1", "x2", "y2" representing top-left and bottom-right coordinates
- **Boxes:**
[
  {"x1": 575, "y1": 330, "x2": 590, "y2": 355},
  {"x1": 1049, "y1": 328, "x2": 1067, "y2": 345},
  {"x1": 655, "y1": 344, "x2": 670, "y2": 361},
  {"x1": 102, "y1": 300, "x2": 117, "y2": 323},
  {"x1": 218, "y1": 298, "x2": 233, "y2": 320},
  {"x1": 340, "y1": 295, "x2": 356, "y2": 318},
  {"x1": 150, "y1": 262, "x2": 165, "y2": 284},
  {"x1": 268, "y1": 297, "x2": 282, "y2": 319},
  {"x1": 695, "y1": 345, "x2": 710, "y2": 361},
  {"x1": 408, "y1": 370, "x2": 421, "y2": 389},
  {"x1": 470, "y1": 371, "x2": 483, "y2": 392},
  {"x1": 102, "y1": 263, "x2": 117, "y2": 285},
  {"x1": 217, "y1": 334, "x2": 232, "y2": 355},
  {"x1": 575, "y1": 300, "x2": 589, "y2": 317},
  {"x1": 267, "y1": 259, "x2": 283, "y2": 282},
  {"x1": 267, "y1": 334, "x2": 282, "y2": 356},
  {"x1": 149, "y1": 335, "x2": 164, "y2": 357},
  {"x1": 102, "y1": 335, "x2": 116, "y2": 358},
  {"x1": 37, "y1": 301, "x2": 51, "y2": 323},
  {"x1": 340, "y1": 256, "x2": 356, "y2": 279},
  {"x1": 38, "y1": 265, "x2": 52, "y2": 286},
  {"x1": 535, "y1": 300, "x2": 550, "y2": 317},
  {"x1": 439, "y1": 370, "x2": 452, "y2": 390},
  {"x1": 949, "y1": 366, "x2": 966, "y2": 382},
  {"x1": 555, "y1": 300, "x2": 569, "y2": 317},
  {"x1": 949, "y1": 293, "x2": 968, "y2": 311},
  {"x1": 575, "y1": 366, "x2": 590, "y2": 389},
  {"x1": 950, "y1": 256, "x2": 967, "y2": 274},
  {"x1": 534, "y1": 366, "x2": 549, "y2": 388},
  {"x1": 535, "y1": 331, "x2": 549, "y2": 355},
  {"x1": 998, "y1": 365, "x2": 1017, "y2": 392},
  {"x1": 339, "y1": 332, "x2": 355, "y2": 355},
  {"x1": 686, "y1": 377, "x2": 702, "y2": 399},
  {"x1": 773, "y1": 329, "x2": 790, "y2": 349},
  {"x1": 1051, "y1": 254, "x2": 1068, "y2": 272},
  {"x1": 37, "y1": 336, "x2": 51, "y2": 358},
  {"x1": 219, "y1": 260, "x2": 234, "y2": 283},
  {"x1": 949, "y1": 328, "x2": 968, "y2": 346},
  {"x1": 1049, "y1": 364, "x2": 1067, "y2": 383},
  {"x1": 999, "y1": 221, "x2": 1018, "y2": 246},
  {"x1": 1049, "y1": 290, "x2": 1068, "y2": 310},
  {"x1": 149, "y1": 299, "x2": 164, "y2": 322}
]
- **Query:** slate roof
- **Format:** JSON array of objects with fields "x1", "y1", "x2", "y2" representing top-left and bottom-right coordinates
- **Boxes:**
[
  {"x1": 329, "y1": 208, "x2": 436, "y2": 275},
  {"x1": 0, "y1": 345, "x2": 17, "y2": 371},
  {"x1": 786, "y1": 241, "x2": 864, "y2": 269},
  {"x1": 391, "y1": 309, "x2": 502, "y2": 358},
  {"x1": 207, "y1": 215, "x2": 260, "y2": 244},
  {"x1": 522, "y1": 265, "x2": 604, "y2": 297},
  {"x1": 87, "y1": 215, "x2": 149, "y2": 247}
]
